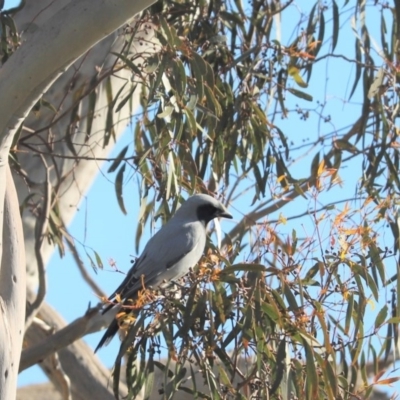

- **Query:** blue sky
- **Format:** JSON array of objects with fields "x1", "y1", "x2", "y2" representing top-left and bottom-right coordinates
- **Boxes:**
[{"x1": 4, "y1": 0, "x2": 17, "y2": 9}]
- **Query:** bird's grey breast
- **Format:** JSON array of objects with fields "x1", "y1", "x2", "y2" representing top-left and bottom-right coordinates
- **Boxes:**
[{"x1": 132, "y1": 220, "x2": 206, "y2": 288}]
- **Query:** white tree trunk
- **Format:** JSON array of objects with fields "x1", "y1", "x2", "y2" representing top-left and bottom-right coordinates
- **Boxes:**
[
  {"x1": 6, "y1": 0, "x2": 156, "y2": 288},
  {"x1": 0, "y1": 0, "x2": 156, "y2": 238},
  {"x1": 0, "y1": 166, "x2": 26, "y2": 400}
]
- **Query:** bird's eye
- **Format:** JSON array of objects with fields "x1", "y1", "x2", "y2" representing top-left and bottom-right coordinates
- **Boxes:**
[
  {"x1": 197, "y1": 204, "x2": 218, "y2": 224},
  {"x1": 207, "y1": 205, "x2": 218, "y2": 215}
]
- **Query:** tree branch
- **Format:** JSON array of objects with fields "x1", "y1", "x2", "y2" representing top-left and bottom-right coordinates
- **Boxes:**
[
  {"x1": 0, "y1": 0, "x2": 157, "y2": 266},
  {"x1": 20, "y1": 303, "x2": 117, "y2": 372},
  {"x1": 21, "y1": 299, "x2": 124, "y2": 399},
  {"x1": 224, "y1": 181, "x2": 311, "y2": 246}
]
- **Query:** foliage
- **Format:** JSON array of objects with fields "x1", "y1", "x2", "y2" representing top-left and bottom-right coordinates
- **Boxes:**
[
  {"x1": 112, "y1": 206, "x2": 400, "y2": 400},
  {"x1": 104, "y1": 0, "x2": 400, "y2": 398}
]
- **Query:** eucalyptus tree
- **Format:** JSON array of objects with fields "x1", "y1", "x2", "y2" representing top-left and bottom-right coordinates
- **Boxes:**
[{"x1": 2, "y1": 1, "x2": 400, "y2": 400}]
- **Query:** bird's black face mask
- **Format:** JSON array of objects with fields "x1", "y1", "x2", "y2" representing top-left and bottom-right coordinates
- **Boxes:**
[{"x1": 197, "y1": 204, "x2": 231, "y2": 226}]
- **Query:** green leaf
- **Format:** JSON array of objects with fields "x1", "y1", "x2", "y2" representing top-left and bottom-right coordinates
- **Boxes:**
[
  {"x1": 288, "y1": 66, "x2": 308, "y2": 88},
  {"x1": 231, "y1": 46, "x2": 259, "y2": 68},
  {"x1": 310, "y1": 151, "x2": 320, "y2": 180},
  {"x1": 85, "y1": 89, "x2": 97, "y2": 137},
  {"x1": 315, "y1": 7, "x2": 325, "y2": 58},
  {"x1": 65, "y1": 106, "x2": 79, "y2": 156},
  {"x1": 104, "y1": 77, "x2": 115, "y2": 147},
  {"x1": 40, "y1": 98, "x2": 57, "y2": 114},
  {"x1": 166, "y1": 151, "x2": 176, "y2": 200},
  {"x1": 324, "y1": 359, "x2": 338, "y2": 400},
  {"x1": 191, "y1": 51, "x2": 207, "y2": 75},
  {"x1": 157, "y1": 105, "x2": 174, "y2": 119},
  {"x1": 115, "y1": 164, "x2": 127, "y2": 215},
  {"x1": 334, "y1": 139, "x2": 358, "y2": 153},
  {"x1": 275, "y1": 126, "x2": 289, "y2": 160},
  {"x1": 261, "y1": 303, "x2": 280, "y2": 323},
  {"x1": 368, "y1": 67, "x2": 384, "y2": 99},
  {"x1": 332, "y1": 1, "x2": 339, "y2": 51},
  {"x1": 205, "y1": 62, "x2": 215, "y2": 88},
  {"x1": 349, "y1": 38, "x2": 362, "y2": 99},
  {"x1": 217, "y1": 365, "x2": 232, "y2": 388},
  {"x1": 270, "y1": 337, "x2": 287, "y2": 395},
  {"x1": 380, "y1": 11, "x2": 390, "y2": 60},
  {"x1": 387, "y1": 317, "x2": 400, "y2": 324},
  {"x1": 221, "y1": 263, "x2": 266, "y2": 274},
  {"x1": 112, "y1": 51, "x2": 143, "y2": 78},
  {"x1": 375, "y1": 305, "x2": 388, "y2": 329},
  {"x1": 159, "y1": 15, "x2": 174, "y2": 44},
  {"x1": 93, "y1": 250, "x2": 103, "y2": 270},
  {"x1": 306, "y1": 3, "x2": 318, "y2": 37},
  {"x1": 302, "y1": 337, "x2": 318, "y2": 399},
  {"x1": 369, "y1": 242, "x2": 385, "y2": 284},
  {"x1": 287, "y1": 87, "x2": 313, "y2": 101},
  {"x1": 115, "y1": 83, "x2": 137, "y2": 113},
  {"x1": 351, "y1": 311, "x2": 364, "y2": 365},
  {"x1": 219, "y1": 10, "x2": 245, "y2": 28},
  {"x1": 108, "y1": 145, "x2": 129, "y2": 173},
  {"x1": 204, "y1": 85, "x2": 222, "y2": 117},
  {"x1": 143, "y1": 355, "x2": 155, "y2": 400},
  {"x1": 172, "y1": 57, "x2": 187, "y2": 98},
  {"x1": 304, "y1": 262, "x2": 319, "y2": 281},
  {"x1": 85, "y1": 250, "x2": 97, "y2": 273},
  {"x1": 384, "y1": 322, "x2": 393, "y2": 362},
  {"x1": 277, "y1": 69, "x2": 287, "y2": 118},
  {"x1": 345, "y1": 293, "x2": 353, "y2": 335},
  {"x1": 184, "y1": 108, "x2": 197, "y2": 134},
  {"x1": 283, "y1": 281, "x2": 298, "y2": 311},
  {"x1": 114, "y1": 314, "x2": 146, "y2": 398}
]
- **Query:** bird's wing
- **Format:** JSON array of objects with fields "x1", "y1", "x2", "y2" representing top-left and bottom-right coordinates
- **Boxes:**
[{"x1": 109, "y1": 220, "x2": 204, "y2": 302}]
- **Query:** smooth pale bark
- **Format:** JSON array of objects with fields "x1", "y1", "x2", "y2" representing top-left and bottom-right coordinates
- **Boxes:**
[
  {"x1": 8, "y1": 0, "x2": 156, "y2": 290},
  {"x1": 0, "y1": 166, "x2": 26, "y2": 400},
  {"x1": 0, "y1": 0, "x2": 154, "y2": 138},
  {"x1": 0, "y1": 0, "x2": 156, "y2": 267}
]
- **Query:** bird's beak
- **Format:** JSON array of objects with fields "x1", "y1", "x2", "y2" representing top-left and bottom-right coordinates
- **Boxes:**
[{"x1": 218, "y1": 207, "x2": 233, "y2": 219}]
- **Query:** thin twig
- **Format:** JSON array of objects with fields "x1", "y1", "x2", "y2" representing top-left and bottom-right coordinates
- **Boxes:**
[
  {"x1": 25, "y1": 155, "x2": 51, "y2": 330},
  {"x1": 64, "y1": 234, "x2": 106, "y2": 299},
  {"x1": 256, "y1": 197, "x2": 364, "y2": 226},
  {"x1": 49, "y1": 350, "x2": 72, "y2": 400},
  {"x1": 18, "y1": 145, "x2": 138, "y2": 163}
]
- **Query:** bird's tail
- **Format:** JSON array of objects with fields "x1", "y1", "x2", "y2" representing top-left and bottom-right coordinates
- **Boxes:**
[{"x1": 95, "y1": 317, "x2": 120, "y2": 353}]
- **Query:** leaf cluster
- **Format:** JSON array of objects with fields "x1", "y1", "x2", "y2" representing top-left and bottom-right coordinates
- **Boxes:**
[{"x1": 113, "y1": 215, "x2": 400, "y2": 399}]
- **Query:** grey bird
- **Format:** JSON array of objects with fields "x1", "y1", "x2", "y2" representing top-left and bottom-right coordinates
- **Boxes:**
[{"x1": 95, "y1": 194, "x2": 232, "y2": 351}]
